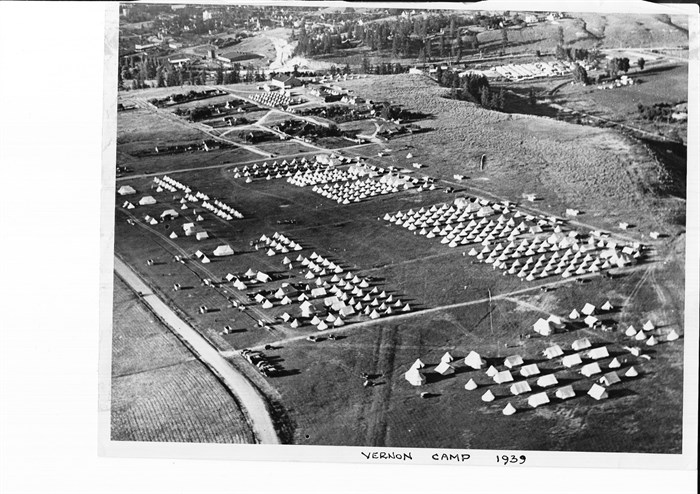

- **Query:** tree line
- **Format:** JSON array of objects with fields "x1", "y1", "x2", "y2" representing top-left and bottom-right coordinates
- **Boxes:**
[
  {"x1": 435, "y1": 69, "x2": 505, "y2": 111},
  {"x1": 293, "y1": 13, "x2": 501, "y2": 60}
]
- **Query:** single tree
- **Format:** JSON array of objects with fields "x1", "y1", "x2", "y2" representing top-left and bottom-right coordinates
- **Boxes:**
[
  {"x1": 528, "y1": 87, "x2": 536, "y2": 105},
  {"x1": 637, "y1": 57, "x2": 646, "y2": 71}
]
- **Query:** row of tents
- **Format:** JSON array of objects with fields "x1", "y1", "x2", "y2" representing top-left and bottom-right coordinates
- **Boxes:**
[
  {"x1": 385, "y1": 200, "x2": 641, "y2": 281},
  {"x1": 405, "y1": 345, "x2": 639, "y2": 414},
  {"x1": 230, "y1": 156, "x2": 338, "y2": 180},
  {"x1": 310, "y1": 178, "x2": 403, "y2": 204}
]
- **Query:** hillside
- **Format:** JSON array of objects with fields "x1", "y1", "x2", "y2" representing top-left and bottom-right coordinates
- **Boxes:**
[{"x1": 340, "y1": 74, "x2": 684, "y2": 235}]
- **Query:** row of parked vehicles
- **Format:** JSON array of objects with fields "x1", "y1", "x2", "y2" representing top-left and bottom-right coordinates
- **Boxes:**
[{"x1": 240, "y1": 349, "x2": 282, "y2": 377}]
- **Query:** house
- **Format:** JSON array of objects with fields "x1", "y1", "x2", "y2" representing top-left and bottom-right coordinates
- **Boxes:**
[
  {"x1": 168, "y1": 55, "x2": 190, "y2": 67},
  {"x1": 270, "y1": 74, "x2": 303, "y2": 90}
]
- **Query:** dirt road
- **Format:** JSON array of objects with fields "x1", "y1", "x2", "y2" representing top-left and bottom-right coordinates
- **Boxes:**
[{"x1": 114, "y1": 257, "x2": 280, "y2": 444}]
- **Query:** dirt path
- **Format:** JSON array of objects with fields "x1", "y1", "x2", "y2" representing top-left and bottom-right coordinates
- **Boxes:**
[
  {"x1": 248, "y1": 262, "x2": 650, "y2": 351},
  {"x1": 114, "y1": 257, "x2": 280, "y2": 444}
]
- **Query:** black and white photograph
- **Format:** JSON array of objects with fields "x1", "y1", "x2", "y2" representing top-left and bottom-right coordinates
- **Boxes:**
[{"x1": 103, "y1": 0, "x2": 697, "y2": 467}]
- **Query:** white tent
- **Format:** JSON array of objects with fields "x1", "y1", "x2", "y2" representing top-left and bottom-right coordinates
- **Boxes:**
[
  {"x1": 625, "y1": 366, "x2": 639, "y2": 378},
  {"x1": 410, "y1": 358, "x2": 426, "y2": 370},
  {"x1": 404, "y1": 368, "x2": 426, "y2": 386},
  {"x1": 256, "y1": 272, "x2": 271, "y2": 283},
  {"x1": 580, "y1": 362, "x2": 602, "y2": 377},
  {"x1": 502, "y1": 402, "x2": 517, "y2": 416},
  {"x1": 581, "y1": 303, "x2": 596, "y2": 315},
  {"x1": 503, "y1": 355, "x2": 524, "y2": 368},
  {"x1": 533, "y1": 318, "x2": 553, "y2": 336},
  {"x1": 464, "y1": 351, "x2": 485, "y2": 369},
  {"x1": 520, "y1": 364, "x2": 540, "y2": 377},
  {"x1": 555, "y1": 385, "x2": 575, "y2": 400},
  {"x1": 528, "y1": 392, "x2": 550, "y2": 408},
  {"x1": 510, "y1": 381, "x2": 531, "y2": 395},
  {"x1": 542, "y1": 345, "x2": 563, "y2": 359},
  {"x1": 434, "y1": 361, "x2": 455, "y2": 376},
  {"x1": 440, "y1": 352, "x2": 455, "y2": 364},
  {"x1": 160, "y1": 209, "x2": 179, "y2": 219},
  {"x1": 464, "y1": 379, "x2": 478, "y2": 390},
  {"x1": 139, "y1": 195, "x2": 157, "y2": 205},
  {"x1": 571, "y1": 338, "x2": 592, "y2": 351},
  {"x1": 587, "y1": 383, "x2": 608, "y2": 400},
  {"x1": 536, "y1": 374, "x2": 558, "y2": 388},
  {"x1": 587, "y1": 346, "x2": 609, "y2": 360},
  {"x1": 561, "y1": 353, "x2": 583, "y2": 368},
  {"x1": 118, "y1": 185, "x2": 136, "y2": 196},
  {"x1": 493, "y1": 370, "x2": 514, "y2": 384},
  {"x1": 195, "y1": 231, "x2": 209, "y2": 241},
  {"x1": 583, "y1": 315, "x2": 599, "y2": 327},
  {"x1": 599, "y1": 371, "x2": 621, "y2": 386},
  {"x1": 213, "y1": 244, "x2": 235, "y2": 257},
  {"x1": 481, "y1": 390, "x2": 495, "y2": 402}
]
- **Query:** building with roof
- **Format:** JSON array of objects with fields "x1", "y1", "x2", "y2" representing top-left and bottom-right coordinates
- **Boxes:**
[{"x1": 270, "y1": 74, "x2": 303, "y2": 89}]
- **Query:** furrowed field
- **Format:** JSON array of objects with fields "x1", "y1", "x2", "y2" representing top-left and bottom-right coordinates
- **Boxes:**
[{"x1": 111, "y1": 276, "x2": 255, "y2": 444}]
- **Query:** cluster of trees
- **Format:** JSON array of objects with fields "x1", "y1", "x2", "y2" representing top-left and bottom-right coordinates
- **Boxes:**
[
  {"x1": 294, "y1": 24, "x2": 343, "y2": 56},
  {"x1": 607, "y1": 57, "x2": 630, "y2": 76},
  {"x1": 436, "y1": 70, "x2": 505, "y2": 111},
  {"x1": 555, "y1": 45, "x2": 594, "y2": 62},
  {"x1": 360, "y1": 57, "x2": 410, "y2": 75},
  {"x1": 294, "y1": 13, "x2": 487, "y2": 60},
  {"x1": 572, "y1": 63, "x2": 589, "y2": 85},
  {"x1": 636, "y1": 103, "x2": 676, "y2": 122}
]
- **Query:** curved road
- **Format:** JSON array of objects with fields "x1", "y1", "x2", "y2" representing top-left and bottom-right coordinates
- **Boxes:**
[{"x1": 114, "y1": 257, "x2": 280, "y2": 445}]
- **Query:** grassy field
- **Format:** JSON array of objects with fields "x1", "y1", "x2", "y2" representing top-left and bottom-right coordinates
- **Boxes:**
[
  {"x1": 111, "y1": 276, "x2": 255, "y2": 444},
  {"x1": 550, "y1": 64, "x2": 688, "y2": 142},
  {"x1": 339, "y1": 74, "x2": 685, "y2": 235},
  {"x1": 474, "y1": 13, "x2": 689, "y2": 56},
  {"x1": 112, "y1": 71, "x2": 686, "y2": 452}
]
